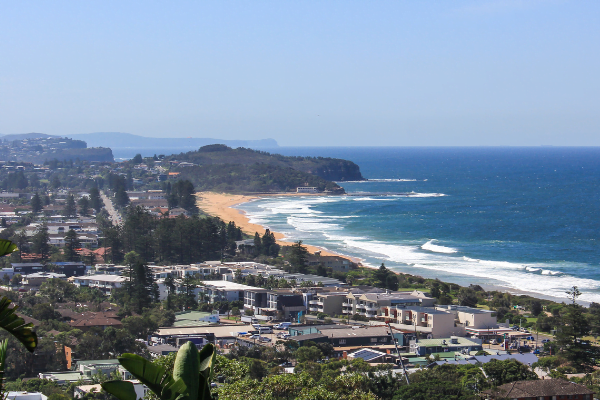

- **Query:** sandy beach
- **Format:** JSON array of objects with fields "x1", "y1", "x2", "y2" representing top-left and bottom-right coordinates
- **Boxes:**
[{"x1": 195, "y1": 192, "x2": 362, "y2": 262}]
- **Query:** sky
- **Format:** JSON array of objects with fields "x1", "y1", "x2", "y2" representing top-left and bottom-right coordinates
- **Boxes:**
[{"x1": 1, "y1": 1, "x2": 599, "y2": 146}]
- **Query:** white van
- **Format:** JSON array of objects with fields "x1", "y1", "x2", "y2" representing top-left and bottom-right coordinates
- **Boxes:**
[
  {"x1": 274, "y1": 322, "x2": 291, "y2": 330},
  {"x1": 257, "y1": 326, "x2": 273, "y2": 334}
]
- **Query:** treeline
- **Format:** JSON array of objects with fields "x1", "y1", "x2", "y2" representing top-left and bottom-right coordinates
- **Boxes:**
[
  {"x1": 174, "y1": 163, "x2": 344, "y2": 193},
  {"x1": 102, "y1": 205, "x2": 243, "y2": 264}
]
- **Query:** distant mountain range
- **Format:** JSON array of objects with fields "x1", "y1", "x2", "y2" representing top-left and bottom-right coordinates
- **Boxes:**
[
  {"x1": 69, "y1": 132, "x2": 279, "y2": 151},
  {"x1": 1, "y1": 132, "x2": 279, "y2": 160}
]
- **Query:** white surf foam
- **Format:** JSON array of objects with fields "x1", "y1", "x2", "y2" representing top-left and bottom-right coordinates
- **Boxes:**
[
  {"x1": 421, "y1": 240, "x2": 458, "y2": 254},
  {"x1": 340, "y1": 178, "x2": 420, "y2": 182},
  {"x1": 237, "y1": 195, "x2": 600, "y2": 303}
]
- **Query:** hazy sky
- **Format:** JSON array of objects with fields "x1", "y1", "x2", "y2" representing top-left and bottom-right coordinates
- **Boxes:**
[{"x1": 1, "y1": 1, "x2": 599, "y2": 146}]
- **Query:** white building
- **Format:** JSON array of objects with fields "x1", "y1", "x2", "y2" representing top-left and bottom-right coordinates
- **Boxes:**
[
  {"x1": 7, "y1": 393, "x2": 47, "y2": 400},
  {"x1": 381, "y1": 305, "x2": 458, "y2": 338},
  {"x1": 72, "y1": 274, "x2": 127, "y2": 294},
  {"x1": 296, "y1": 187, "x2": 318, "y2": 193},
  {"x1": 75, "y1": 381, "x2": 148, "y2": 400}
]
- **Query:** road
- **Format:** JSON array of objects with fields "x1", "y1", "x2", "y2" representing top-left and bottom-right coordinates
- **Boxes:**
[{"x1": 101, "y1": 190, "x2": 121, "y2": 225}]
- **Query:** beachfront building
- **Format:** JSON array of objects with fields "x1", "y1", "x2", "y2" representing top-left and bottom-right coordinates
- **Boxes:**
[
  {"x1": 296, "y1": 187, "x2": 318, "y2": 193},
  {"x1": 380, "y1": 305, "x2": 458, "y2": 338},
  {"x1": 308, "y1": 291, "x2": 350, "y2": 316},
  {"x1": 435, "y1": 305, "x2": 498, "y2": 329},
  {"x1": 199, "y1": 281, "x2": 263, "y2": 303},
  {"x1": 343, "y1": 290, "x2": 436, "y2": 318}
]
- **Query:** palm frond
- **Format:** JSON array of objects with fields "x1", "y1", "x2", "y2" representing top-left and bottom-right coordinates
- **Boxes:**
[
  {"x1": 0, "y1": 240, "x2": 17, "y2": 258},
  {"x1": 0, "y1": 298, "x2": 37, "y2": 352}
]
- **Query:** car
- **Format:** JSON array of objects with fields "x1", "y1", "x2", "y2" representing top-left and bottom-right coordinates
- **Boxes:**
[
  {"x1": 526, "y1": 336, "x2": 535, "y2": 341},
  {"x1": 259, "y1": 337, "x2": 271, "y2": 343},
  {"x1": 279, "y1": 361, "x2": 293, "y2": 367},
  {"x1": 249, "y1": 334, "x2": 261, "y2": 340},
  {"x1": 542, "y1": 339, "x2": 550, "y2": 343}
]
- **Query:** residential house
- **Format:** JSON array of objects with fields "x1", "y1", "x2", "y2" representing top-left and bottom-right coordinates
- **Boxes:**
[
  {"x1": 481, "y1": 379, "x2": 594, "y2": 400},
  {"x1": 307, "y1": 255, "x2": 353, "y2": 272},
  {"x1": 72, "y1": 274, "x2": 127, "y2": 294}
]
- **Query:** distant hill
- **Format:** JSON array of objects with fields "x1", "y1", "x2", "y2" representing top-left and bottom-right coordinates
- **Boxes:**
[
  {"x1": 167, "y1": 144, "x2": 365, "y2": 182},
  {"x1": 0, "y1": 133, "x2": 56, "y2": 141},
  {"x1": 0, "y1": 133, "x2": 114, "y2": 163},
  {"x1": 70, "y1": 132, "x2": 279, "y2": 152},
  {"x1": 165, "y1": 144, "x2": 364, "y2": 193}
]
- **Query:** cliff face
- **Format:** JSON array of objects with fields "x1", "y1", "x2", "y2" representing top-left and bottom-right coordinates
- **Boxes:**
[{"x1": 297, "y1": 159, "x2": 364, "y2": 181}]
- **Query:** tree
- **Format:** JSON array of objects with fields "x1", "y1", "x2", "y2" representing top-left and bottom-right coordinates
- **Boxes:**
[
  {"x1": 123, "y1": 251, "x2": 159, "y2": 313},
  {"x1": 78, "y1": 196, "x2": 90, "y2": 217},
  {"x1": 457, "y1": 287, "x2": 479, "y2": 307},
  {"x1": 482, "y1": 359, "x2": 538, "y2": 386},
  {"x1": 114, "y1": 187, "x2": 130, "y2": 208},
  {"x1": 288, "y1": 241, "x2": 309, "y2": 273},
  {"x1": 102, "y1": 342, "x2": 216, "y2": 400},
  {"x1": 63, "y1": 194, "x2": 77, "y2": 218},
  {"x1": 31, "y1": 193, "x2": 43, "y2": 214},
  {"x1": 132, "y1": 154, "x2": 143, "y2": 164},
  {"x1": 0, "y1": 240, "x2": 38, "y2": 395},
  {"x1": 295, "y1": 346, "x2": 323, "y2": 363},
  {"x1": 555, "y1": 292, "x2": 597, "y2": 368},
  {"x1": 530, "y1": 300, "x2": 543, "y2": 316},
  {"x1": 32, "y1": 223, "x2": 51, "y2": 261},
  {"x1": 64, "y1": 229, "x2": 81, "y2": 262},
  {"x1": 89, "y1": 187, "x2": 103, "y2": 212}
]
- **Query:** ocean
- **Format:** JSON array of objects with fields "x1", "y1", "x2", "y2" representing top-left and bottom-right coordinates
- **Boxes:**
[{"x1": 234, "y1": 147, "x2": 600, "y2": 303}]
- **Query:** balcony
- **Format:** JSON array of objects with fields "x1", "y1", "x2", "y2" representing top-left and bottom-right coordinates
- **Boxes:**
[
  {"x1": 342, "y1": 309, "x2": 349, "y2": 314},
  {"x1": 356, "y1": 304, "x2": 366, "y2": 309},
  {"x1": 308, "y1": 300, "x2": 319, "y2": 305},
  {"x1": 365, "y1": 306, "x2": 378, "y2": 312},
  {"x1": 342, "y1": 302, "x2": 351, "y2": 307},
  {"x1": 309, "y1": 307, "x2": 318, "y2": 312}
]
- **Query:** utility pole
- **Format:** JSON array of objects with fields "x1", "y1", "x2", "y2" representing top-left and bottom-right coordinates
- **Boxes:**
[{"x1": 387, "y1": 322, "x2": 409, "y2": 385}]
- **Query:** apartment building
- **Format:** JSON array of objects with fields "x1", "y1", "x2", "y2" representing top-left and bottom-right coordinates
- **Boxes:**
[
  {"x1": 435, "y1": 305, "x2": 498, "y2": 329},
  {"x1": 343, "y1": 290, "x2": 435, "y2": 318},
  {"x1": 72, "y1": 274, "x2": 127, "y2": 294},
  {"x1": 308, "y1": 292, "x2": 349, "y2": 316},
  {"x1": 381, "y1": 305, "x2": 458, "y2": 338}
]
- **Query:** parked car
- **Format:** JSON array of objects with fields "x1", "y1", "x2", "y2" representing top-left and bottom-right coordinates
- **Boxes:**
[
  {"x1": 249, "y1": 334, "x2": 261, "y2": 340},
  {"x1": 526, "y1": 336, "x2": 535, "y2": 341},
  {"x1": 259, "y1": 337, "x2": 271, "y2": 343},
  {"x1": 542, "y1": 339, "x2": 550, "y2": 343}
]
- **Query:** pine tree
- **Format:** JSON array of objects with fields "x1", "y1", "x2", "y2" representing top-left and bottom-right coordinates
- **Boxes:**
[
  {"x1": 78, "y1": 196, "x2": 90, "y2": 216},
  {"x1": 63, "y1": 194, "x2": 77, "y2": 217},
  {"x1": 31, "y1": 193, "x2": 43, "y2": 214},
  {"x1": 32, "y1": 223, "x2": 50, "y2": 261},
  {"x1": 89, "y1": 187, "x2": 102, "y2": 212},
  {"x1": 288, "y1": 241, "x2": 309, "y2": 273},
  {"x1": 114, "y1": 187, "x2": 130, "y2": 208},
  {"x1": 64, "y1": 229, "x2": 81, "y2": 261}
]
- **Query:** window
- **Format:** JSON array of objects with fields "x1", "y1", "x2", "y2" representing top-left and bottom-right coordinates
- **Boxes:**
[
  {"x1": 371, "y1": 338, "x2": 377, "y2": 343},
  {"x1": 339, "y1": 339, "x2": 346, "y2": 345}
]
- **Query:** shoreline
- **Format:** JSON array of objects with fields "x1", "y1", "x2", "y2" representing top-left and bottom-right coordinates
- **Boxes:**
[
  {"x1": 195, "y1": 192, "x2": 363, "y2": 263},
  {"x1": 195, "y1": 191, "x2": 576, "y2": 305}
]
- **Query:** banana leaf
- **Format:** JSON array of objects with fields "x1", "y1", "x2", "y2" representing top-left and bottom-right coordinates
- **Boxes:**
[
  {"x1": 0, "y1": 240, "x2": 16, "y2": 258},
  {"x1": 198, "y1": 344, "x2": 216, "y2": 400},
  {"x1": 0, "y1": 339, "x2": 8, "y2": 399},
  {"x1": 0, "y1": 298, "x2": 37, "y2": 352},
  {"x1": 102, "y1": 354, "x2": 187, "y2": 400}
]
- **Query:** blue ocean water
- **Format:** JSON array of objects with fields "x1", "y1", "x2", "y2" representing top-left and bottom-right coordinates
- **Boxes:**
[{"x1": 236, "y1": 147, "x2": 600, "y2": 303}]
